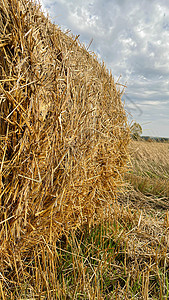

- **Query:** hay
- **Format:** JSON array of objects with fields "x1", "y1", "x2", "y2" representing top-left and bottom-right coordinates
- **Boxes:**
[{"x1": 0, "y1": 0, "x2": 130, "y2": 283}]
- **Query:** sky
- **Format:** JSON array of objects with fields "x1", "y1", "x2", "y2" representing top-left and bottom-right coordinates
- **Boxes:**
[{"x1": 40, "y1": 0, "x2": 169, "y2": 138}]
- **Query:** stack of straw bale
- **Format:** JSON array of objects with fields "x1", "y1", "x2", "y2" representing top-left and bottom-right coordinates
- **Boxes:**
[{"x1": 0, "y1": 0, "x2": 130, "y2": 265}]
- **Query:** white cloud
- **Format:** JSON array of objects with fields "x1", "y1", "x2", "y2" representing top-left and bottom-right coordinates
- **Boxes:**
[{"x1": 40, "y1": 0, "x2": 169, "y2": 137}]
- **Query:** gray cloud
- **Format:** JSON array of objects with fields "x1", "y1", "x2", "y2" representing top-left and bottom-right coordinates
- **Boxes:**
[{"x1": 40, "y1": 0, "x2": 169, "y2": 137}]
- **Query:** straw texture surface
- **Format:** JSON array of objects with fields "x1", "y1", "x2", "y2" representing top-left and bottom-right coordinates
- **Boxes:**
[{"x1": 0, "y1": 0, "x2": 130, "y2": 267}]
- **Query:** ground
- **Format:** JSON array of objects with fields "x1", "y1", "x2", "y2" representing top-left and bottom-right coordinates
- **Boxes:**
[{"x1": 2, "y1": 140, "x2": 169, "y2": 299}]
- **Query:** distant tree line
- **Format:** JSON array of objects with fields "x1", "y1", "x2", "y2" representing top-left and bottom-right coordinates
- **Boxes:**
[
  {"x1": 141, "y1": 136, "x2": 169, "y2": 143},
  {"x1": 130, "y1": 122, "x2": 169, "y2": 142}
]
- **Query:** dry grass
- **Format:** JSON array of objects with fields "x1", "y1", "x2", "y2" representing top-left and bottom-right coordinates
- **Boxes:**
[
  {"x1": 126, "y1": 140, "x2": 169, "y2": 198},
  {"x1": 2, "y1": 198, "x2": 169, "y2": 299}
]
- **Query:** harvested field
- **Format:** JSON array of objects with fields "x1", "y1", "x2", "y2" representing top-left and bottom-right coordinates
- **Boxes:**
[{"x1": 126, "y1": 140, "x2": 169, "y2": 198}]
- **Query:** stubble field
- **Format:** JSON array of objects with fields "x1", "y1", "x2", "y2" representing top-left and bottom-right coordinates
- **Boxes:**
[{"x1": 5, "y1": 140, "x2": 169, "y2": 299}]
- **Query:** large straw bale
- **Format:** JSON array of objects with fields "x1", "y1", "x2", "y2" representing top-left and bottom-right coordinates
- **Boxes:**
[{"x1": 0, "y1": 0, "x2": 130, "y2": 270}]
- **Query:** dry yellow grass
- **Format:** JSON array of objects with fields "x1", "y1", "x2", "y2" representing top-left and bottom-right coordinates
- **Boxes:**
[
  {"x1": 130, "y1": 140, "x2": 169, "y2": 176},
  {"x1": 126, "y1": 140, "x2": 169, "y2": 198}
]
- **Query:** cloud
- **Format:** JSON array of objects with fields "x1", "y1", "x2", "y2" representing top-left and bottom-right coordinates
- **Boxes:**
[{"x1": 40, "y1": 0, "x2": 169, "y2": 137}]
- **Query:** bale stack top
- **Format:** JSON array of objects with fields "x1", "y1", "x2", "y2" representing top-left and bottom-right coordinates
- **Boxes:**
[{"x1": 0, "y1": 0, "x2": 130, "y2": 261}]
